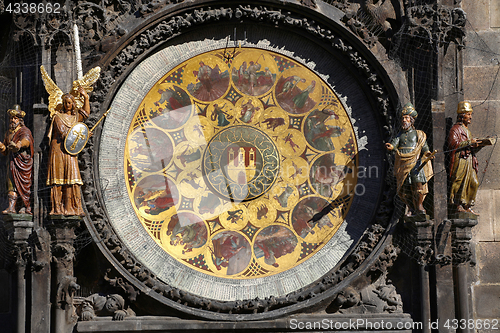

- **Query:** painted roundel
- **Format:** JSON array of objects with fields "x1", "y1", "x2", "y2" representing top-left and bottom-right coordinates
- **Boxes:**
[
  {"x1": 123, "y1": 48, "x2": 359, "y2": 279},
  {"x1": 202, "y1": 126, "x2": 280, "y2": 202}
]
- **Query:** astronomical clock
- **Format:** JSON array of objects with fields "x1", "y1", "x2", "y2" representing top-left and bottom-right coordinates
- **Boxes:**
[
  {"x1": 92, "y1": 9, "x2": 396, "y2": 319},
  {"x1": 121, "y1": 48, "x2": 358, "y2": 282},
  {"x1": 2, "y1": 1, "x2": 477, "y2": 331}
]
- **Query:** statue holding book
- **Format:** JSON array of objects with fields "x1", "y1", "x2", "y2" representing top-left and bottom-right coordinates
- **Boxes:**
[{"x1": 447, "y1": 101, "x2": 495, "y2": 216}]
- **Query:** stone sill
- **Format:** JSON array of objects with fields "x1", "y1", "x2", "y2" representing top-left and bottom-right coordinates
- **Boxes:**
[{"x1": 76, "y1": 313, "x2": 413, "y2": 332}]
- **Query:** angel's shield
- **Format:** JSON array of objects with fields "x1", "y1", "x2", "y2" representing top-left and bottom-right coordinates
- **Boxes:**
[{"x1": 64, "y1": 122, "x2": 90, "y2": 155}]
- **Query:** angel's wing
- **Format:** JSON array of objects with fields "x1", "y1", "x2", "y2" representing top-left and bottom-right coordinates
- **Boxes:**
[
  {"x1": 70, "y1": 67, "x2": 101, "y2": 109},
  {"x1": 40, "y1": 65, "x2": 64, "y2": 118}
]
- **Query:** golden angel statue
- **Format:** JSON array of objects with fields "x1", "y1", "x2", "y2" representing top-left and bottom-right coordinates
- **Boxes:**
[{"x1": 40, "y1": 65, "x2": 100, "y2": 216}]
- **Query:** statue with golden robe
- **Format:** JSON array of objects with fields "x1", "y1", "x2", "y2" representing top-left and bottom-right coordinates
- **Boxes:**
[
  {"x1": 46, "y1": 87, "x2": 89, "y2": 216},
  {"x1": 386, "y1": 103, "x2": 433, "y2": 216},
  {"x1": 40, "y1": 65, "x2": 100, "y2": 216},
  {"x1": 447, "y1": 101, "x2": 484, "y2": 215}
]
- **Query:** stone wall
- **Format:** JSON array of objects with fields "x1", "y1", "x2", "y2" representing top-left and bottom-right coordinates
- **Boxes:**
[{"x1": 462, "y1": 0, "x2": 500, "y2": 328}]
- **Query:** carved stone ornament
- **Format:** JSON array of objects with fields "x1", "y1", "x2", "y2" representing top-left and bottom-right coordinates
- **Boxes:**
[
  {"x1": 9, "y1": 241, "x2": 31, "y2": 269},
  {"x1": 451, "y1": 219, "x2": 477, "y2": 265},
  {"x1": 299, "y1": 0, "x2": 317, "y2": 8},
  {"x1": 75, "y1": 3, "x2": 401, "y2": 319},
  {"x1": 323, "y1": 0, "x2": 405, "y2": 48},
  {"x1": 74, "y1": 293, "x2": 136, "y2": 321},
  {"x1": 406, "y1": 219, "x2": 435, "y2": 266},
  {"x1": 329, "y1": 274, "x2": 403, "y2": 314},
  {"x1": 2, "y1": 219, "x2": 34, "y2": 269},
  {"x1": 403, "y1": 4, "x2": 467, "y2": 49},
  {"x1": 56, "y1": 276, "x2": 80, "y2": 310},
  {"x1": 104, "y1": 269, "x2": 140, "y2": 303},
  {"x1": 342, "y1": 13, "x2": 379, "y2": 48}
]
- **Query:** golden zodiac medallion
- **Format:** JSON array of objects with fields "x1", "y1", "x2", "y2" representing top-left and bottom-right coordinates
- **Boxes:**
[{"x1": 124, "y1": 48, "x2": 358, "y2": 279}]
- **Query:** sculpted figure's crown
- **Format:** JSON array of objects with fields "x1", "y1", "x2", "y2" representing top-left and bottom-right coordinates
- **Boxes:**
[
  {"x1": 7, "y1": 105, "x2": 25, "y2": 118},
  {"x1": 402, "y1": 102, "x2": 418, "y2": 118},
  {"x1": 457, "y1": 101, "x2": 473, "y2": 114}
]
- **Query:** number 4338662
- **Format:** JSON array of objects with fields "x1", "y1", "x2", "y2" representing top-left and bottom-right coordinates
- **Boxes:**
[
  {"x1": 444, "y1": 319, "x2": 498, "y2": 330},
  {"x1": 5, "y1": 3, "x2": 62, "y2": 14}
]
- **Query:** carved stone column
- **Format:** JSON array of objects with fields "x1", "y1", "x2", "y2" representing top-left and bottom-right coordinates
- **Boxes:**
[
  {"x1": 450, "y1": 218, "x2": 478, "y2": 333},
  {"x1": 405, "y1": 218, "x2": 433, "y2": 333},
  {"x1": 47, "y1": 217, "x2": 81, "y2": 333},
  {"x1": 3, "y1": 215, "x2": 34, "y2": 333}
]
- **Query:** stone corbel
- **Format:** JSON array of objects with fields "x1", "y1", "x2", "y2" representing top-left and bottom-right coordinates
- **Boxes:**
[
  {"x1": 3, "y1": 218, "x2": 34, "y2": 269},
  {"x1": 74, "y1": 293, "x2": 135, "y2": 321},
  {"x1": 450, "y1": 218, "x2": 477, "y2": 265},
  {"x1": 404, "y1": 219, "x2": 435, "y2": 265},
  {"x1": 2, "y1": 217, "x2": 34, "y2": 333}
]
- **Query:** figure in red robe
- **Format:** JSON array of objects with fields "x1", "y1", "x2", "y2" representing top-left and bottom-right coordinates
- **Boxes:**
[
  {"x1": 0, "y1": 105, "x2": 34, "y2": 214},
  {"x1": 447, "y1": 101, "x2": 481, "y2": 214}
]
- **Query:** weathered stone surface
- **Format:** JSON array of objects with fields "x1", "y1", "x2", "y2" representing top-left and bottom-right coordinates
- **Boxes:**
[
  {"x1": 494, "y1": 191, "x2": 500, "y2": 239},
  {"x1": 435, "y1": 265, "x2": 455, "y2": 332},
  {"x1": 464, "y1": 31, "x2": 500, "y2": 67},
  {"x1": 491, "y1": 0, "x2": 500, "y2": 28},
  {"x1": 463, "y1": 67, "x2": 500, "y2": 102},
  {"x1": 466, "y1": 102, "x2": 500, "y2": 191},
  {"x1": 473, "y1": 190, "x2": 495, "y2": 242},
  {"x1": 473, "y1": 284, "x2": 500, "y2": 318},
  {"x1": 476, "y1": 242, "x2": 500, "y2": 284},
  {"x1": 462, "y1": 0, "x2": 490, "y2": 31}
]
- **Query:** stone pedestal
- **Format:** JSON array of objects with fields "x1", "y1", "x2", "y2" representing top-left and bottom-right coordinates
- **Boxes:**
[
  {"x1": 404, "y1": 217, "x2": 434, "y2": 265},
  {"x1": 450, "y1": 218, "x2": 478, "y2": 333},
  {"x1": 450, "y1": 218, "x2": 478, "y2": 265},
  {"x1": 2, "y1": 215, "x2": 34, "y2": 333},
  {"x1": 404, "y1": 217, "x2": 434, "y2": 333},
  {"x1": 30, "y1": 227, "x2": 51, "y2": 333},
  {"x1": 47, "y1": 216, "x2": 82, "y2": 333}
]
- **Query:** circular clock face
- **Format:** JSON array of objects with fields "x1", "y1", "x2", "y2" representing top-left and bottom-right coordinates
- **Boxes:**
[{"x1": 123, "y1": 48, "x2": 358, "y2": 279}]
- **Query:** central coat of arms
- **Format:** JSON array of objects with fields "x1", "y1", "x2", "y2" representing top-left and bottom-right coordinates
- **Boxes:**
[{"x1": 203, "y1": 126, "x2": 279, "y2": 202}]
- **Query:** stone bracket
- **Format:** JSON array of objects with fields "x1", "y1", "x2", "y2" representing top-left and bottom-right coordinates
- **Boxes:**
[
  {"x1": 403, "y1": 217, "x2": 435, "y2": 266},
  {"x1": 2, "y1": 218, "x2": 34, "y2": 268},
  {"x1": 448, "y1": 218, "x2": 478, "y2": 265}
]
